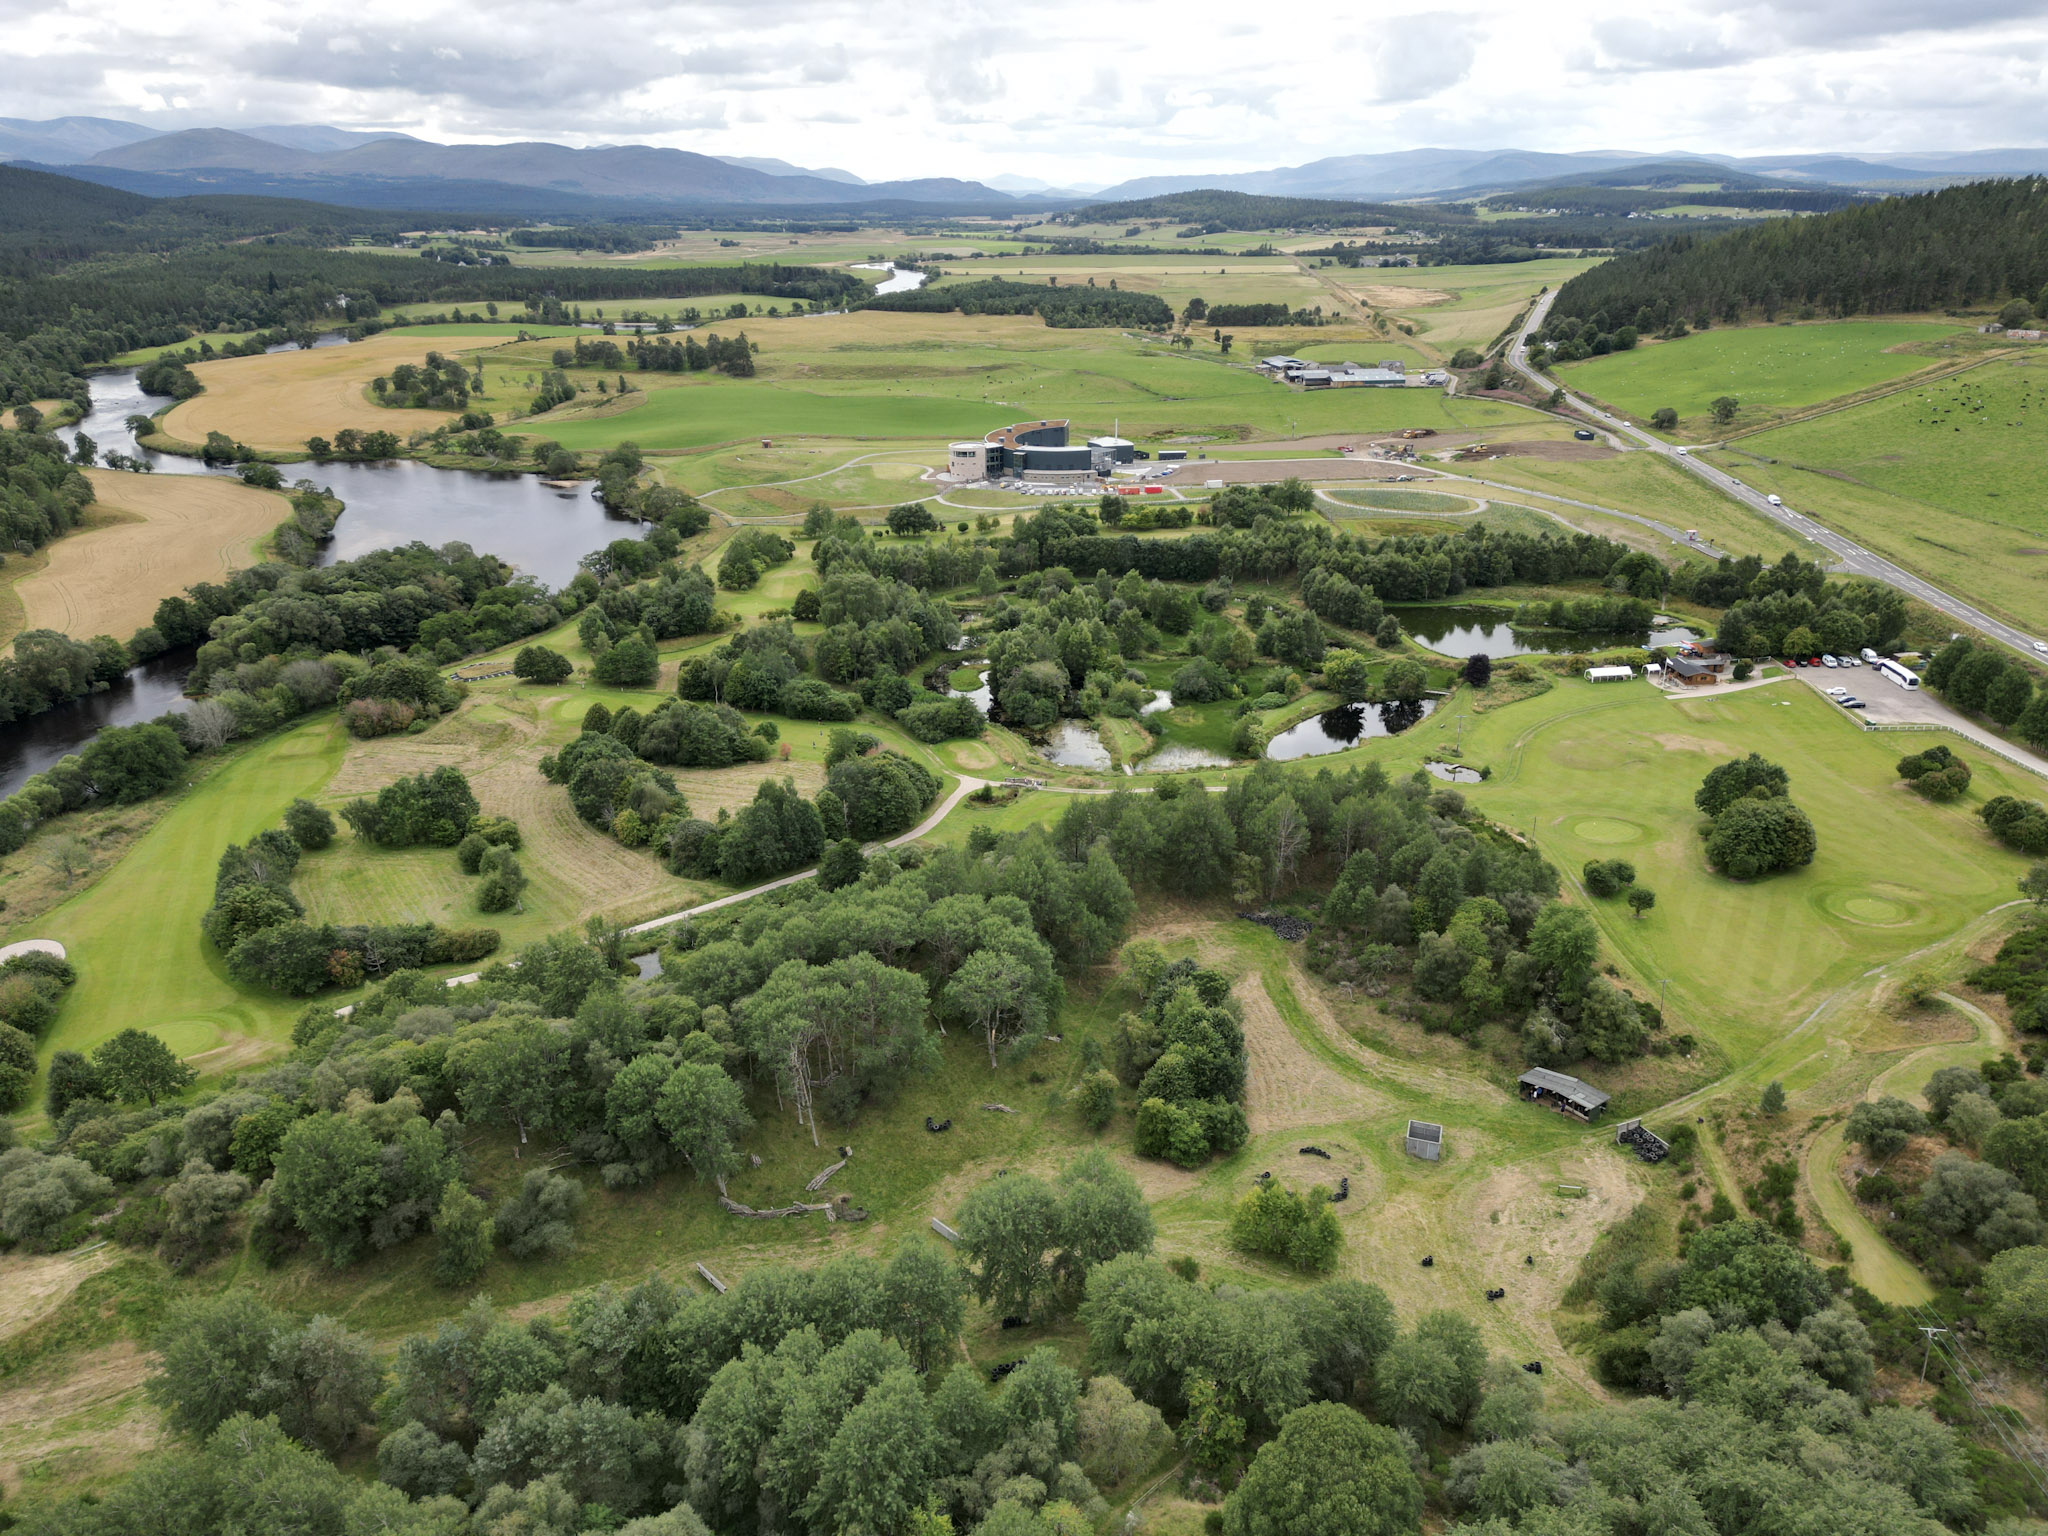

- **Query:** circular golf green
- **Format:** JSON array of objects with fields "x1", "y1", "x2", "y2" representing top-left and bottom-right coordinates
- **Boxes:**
[
  {"x1": 151, "y1": 1020, "x2": 223, "y2": 1057},
  {"x1": 1573, "y1": 817, "x2": 1644, "y2": 844},
  {"x1": 1823, "y1": 889, "x2": 1913, "y2": 926}
]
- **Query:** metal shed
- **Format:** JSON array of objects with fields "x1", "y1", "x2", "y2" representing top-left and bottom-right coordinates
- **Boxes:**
[
  {"x1": 1518, "y1": 1068, "x2": 1611, "y2": 1122},
  {"x1": 1405, "y1": 1120, "x2": 1444, "y2": 1161}
]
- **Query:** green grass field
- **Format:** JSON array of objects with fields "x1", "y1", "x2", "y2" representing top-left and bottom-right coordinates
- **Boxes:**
[
  {"x1": 24, "y1": 722, "x2": 349, "y2": 1063},
  {"x1": 1396, "y1": 677, "x2": 2034, "y2": 1063},
  {"x1": 1340, "y1": 259, "x2": 1599, "y2": 352},
  {"x1": 504, "y1": 311, "x2": 1535, "y2": 455},
  {"x1": 1557, "y1": 320, "x2": 1971, "y2": 432},
  {"x1": 1705, "y1": 355, "x2": 2048, "y2": 629},
  {"x1": 1437, "y1": 450, "x2": 1824, "y2": 562}
]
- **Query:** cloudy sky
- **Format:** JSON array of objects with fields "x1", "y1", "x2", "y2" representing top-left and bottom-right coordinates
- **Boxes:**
[{"x1": 11, "y1": 0, "x2": 2047, "y2": 183}]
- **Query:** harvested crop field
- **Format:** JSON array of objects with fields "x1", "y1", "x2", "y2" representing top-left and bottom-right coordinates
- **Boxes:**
[
  {"x1": 163, "y1": 331, "x2": 510, "y2": 452},
  {"x1": 4, "y1": 471, "x2": 283, "y2": 649}
]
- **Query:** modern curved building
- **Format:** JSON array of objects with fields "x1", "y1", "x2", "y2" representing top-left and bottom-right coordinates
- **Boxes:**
[{"x1": 950, "y1": 419, "x2": 1102, "y2": 480}]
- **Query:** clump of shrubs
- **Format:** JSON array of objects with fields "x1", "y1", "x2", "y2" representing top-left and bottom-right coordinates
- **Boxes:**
[
  {"x1": 1581, "y1": 858, "x2": 1636, "y2": 897},
  {"x1": 1228, "y1": 1179, "x2": 1341, "y2": 1273},
  {"x1": 1981, "y1": 794, "x2": 2048, "y2": 855},
  {"x1": 1898, "y1": 744, "x2": 1972, "y2": 801}
]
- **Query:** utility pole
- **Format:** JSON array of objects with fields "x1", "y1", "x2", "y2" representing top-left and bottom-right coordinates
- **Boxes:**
[{"x1": 1919, "y1": 1325, "x2": 1950, "y2": 1380}]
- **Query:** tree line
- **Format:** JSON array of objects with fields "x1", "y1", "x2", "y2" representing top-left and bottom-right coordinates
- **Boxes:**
[{"x1": 1553, "y1": 176, "x2": 2048, "y2": 327}]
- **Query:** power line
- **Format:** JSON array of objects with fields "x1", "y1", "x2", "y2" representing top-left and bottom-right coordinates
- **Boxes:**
[{"x1": 1908, "y1": 1304, "x2": 2048, "y2": 1507}]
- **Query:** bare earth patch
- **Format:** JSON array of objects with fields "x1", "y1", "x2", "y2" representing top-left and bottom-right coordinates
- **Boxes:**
[
  {"x1": 0, "y1": 1340, "x2": 158, "y2": 1501},
  {"x1": 0, "y1": 1250, "x2": 119, "y2": 1342}
]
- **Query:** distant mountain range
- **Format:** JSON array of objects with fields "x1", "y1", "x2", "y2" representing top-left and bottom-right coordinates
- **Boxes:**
[
  {"x1": 1086, "y1": 147, "x2": 2048, "y2": 202},
  {"x1": 2, "y1": 118, "x2": 2043, "y2": 215}
]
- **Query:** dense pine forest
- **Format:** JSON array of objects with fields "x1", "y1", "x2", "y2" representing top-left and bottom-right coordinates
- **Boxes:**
[{"x1": 1552, "y1": 177, "x2": 2048, "y2": 325}]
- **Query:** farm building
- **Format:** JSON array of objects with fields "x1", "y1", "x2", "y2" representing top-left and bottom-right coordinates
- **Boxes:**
[
  {"x1": 1257, "y1": 355, "x2": 1308, "y2": 374},
  {"x1": 1585, "y1": 665, "x2": 1634, "y2": 683},
  {"x1": 1518, "y1": 1067, "x2": 1610, "y2": 1122},
  {"x1": 1405, "y1": 1120, "x2": 1443, "y2": 1161}
]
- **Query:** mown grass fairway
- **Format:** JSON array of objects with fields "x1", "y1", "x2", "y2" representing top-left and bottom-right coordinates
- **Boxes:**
[
  {"x1": 1706, "y1": 355, "x2": 2048, "y2": 629},
  {"x1": 1399, "y1": 676, "x2": 2033, "y2": 1064},
  {"x1": 26, "y1": 722, "x2": 349, "y2": 1064},
  {"x1": 1437, "y1": 448, "x2": 1824, "y2": 560},
  {"x1": 1558, "y1": 320, "x2": 1971, "y2": 431},
  {"x1": 3, "y1": 471, "x2": 284, "y2": 650}
]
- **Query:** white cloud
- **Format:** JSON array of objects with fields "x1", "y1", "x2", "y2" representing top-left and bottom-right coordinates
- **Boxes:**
[{"x1": 3, "y1": 0, "x2": 2045, "y2": 184}]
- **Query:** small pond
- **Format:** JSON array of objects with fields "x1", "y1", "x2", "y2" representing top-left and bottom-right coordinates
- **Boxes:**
[
  {"x1": 1040, "y1": 721, "x2": 1112, "y2": 770},
  {"x1": 1425, "y1": 761, "x2": 1483, "y2": 783},
  {"x1": 1390, "y1": 604, "x2": 1701, "y2": 660},
  {"x1": 1265, "y1": 699, "x2": 1435, "y2": 761},
  {"x1": 948, "y1": 668, "x2": 993, "y2": 713},
  {"x1": 1135, "y1": 743, "x2": 1233, "y2": 772}
]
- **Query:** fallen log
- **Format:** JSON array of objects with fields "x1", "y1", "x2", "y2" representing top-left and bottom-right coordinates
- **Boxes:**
[
  {"x1": 980, "y1": 1103, "x2": 1016, "y2": 1114},
  {"x1": 696, "y1": 1262, "x2": 728, "y2": 1294},
  {"x1": 805, "y1": 1157, "x2": 849, "y2": 1192},
  {"x1": 719, "y1": 1195, "x2": 834, "y2": 1219}
]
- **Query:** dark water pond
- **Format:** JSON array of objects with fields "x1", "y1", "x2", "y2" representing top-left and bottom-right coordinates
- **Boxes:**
[
  {"x1": 0, "y1": 649, "x2": 198, "y2": 798},
  {"x1": 5, "y1": 359, "x2": 652, "y2": 796},
  {"x1": 1391, "y1": 604, "x2": 1700, "y2": 660},
  {"x1": 1265, "y1": 699, "x2": 1435, "y2": 761}
]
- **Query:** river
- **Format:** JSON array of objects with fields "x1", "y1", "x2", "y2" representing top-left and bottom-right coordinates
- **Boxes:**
[
  {"x1": 11, "y1": 277, "x2": 932, "y2": 796},
  {"x1": 5, "y1": 355, "x2": 650, "y2": 797}
]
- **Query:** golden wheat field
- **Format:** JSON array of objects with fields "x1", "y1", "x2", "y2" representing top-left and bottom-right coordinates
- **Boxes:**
[
  {"x1": 3, "y1": 470, "x2": 285, "y2": 649},
  {"x1": 161, "y1": 331, "x2": 513, "y2": 452}
]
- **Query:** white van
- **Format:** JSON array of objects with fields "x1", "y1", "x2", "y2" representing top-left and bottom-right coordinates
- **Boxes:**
[
  {"x1": 1860, "y1": 647, "x2": 1880, "y2": 663},
  {"x1": 1766, "y1": 494, "x2": 1783, "y2": 506}
]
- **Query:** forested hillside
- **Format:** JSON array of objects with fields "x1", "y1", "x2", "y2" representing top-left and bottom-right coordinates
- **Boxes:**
[{"x1": 1553, "y1": 176, "x2": 2048, "y2": 325}]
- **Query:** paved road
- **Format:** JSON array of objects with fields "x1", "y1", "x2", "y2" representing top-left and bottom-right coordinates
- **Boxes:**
[{"x1": 1509, "y1": 291, "x2": 2047, "y2": 661}]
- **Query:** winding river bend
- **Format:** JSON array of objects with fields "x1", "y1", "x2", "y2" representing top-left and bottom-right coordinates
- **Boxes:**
[
  {"x1": 5, "y1": 360, "x2": 644, "y2": 796},
  {"x1": 8, "y1": 268, "x2": 935, "y2": 796}
]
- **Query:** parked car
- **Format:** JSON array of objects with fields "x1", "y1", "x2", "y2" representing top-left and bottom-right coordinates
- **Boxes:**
[
  {"x1": 1826, "y1": 686, "x2": 1849, "y2": 698},
  {"x1": 1841, "y1": 697, "x2": 1867, "y2": 709},
  {"x1": 1809, "y1": 656, "x2": 1823, "y2": 667},
  {"x1": 1574, "y1": 428, "x2": 1596, "y2": 441},
  {"x1": 1822, "y1": 655, "x2": 1839, "y2": 668}
]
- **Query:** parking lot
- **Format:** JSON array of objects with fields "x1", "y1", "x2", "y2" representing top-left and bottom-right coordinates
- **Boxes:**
[{"x1": 1790, "y1": 663, "x2": 2048, "y2": 783}]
